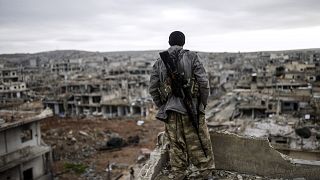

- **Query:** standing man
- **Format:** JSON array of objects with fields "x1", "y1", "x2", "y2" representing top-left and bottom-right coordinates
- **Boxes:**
[{"x1": 149, "y1": 31, "x2": 214, "y2": 179}]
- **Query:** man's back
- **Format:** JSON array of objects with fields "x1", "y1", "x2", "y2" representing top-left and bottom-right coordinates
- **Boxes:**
[{"x1": 149, "y1": 45, "x2": 209, "y2": 121}]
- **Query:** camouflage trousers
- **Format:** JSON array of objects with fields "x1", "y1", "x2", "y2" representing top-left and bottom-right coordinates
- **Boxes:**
[{"x1": 165, "y1": 111, "x2": 215, "y2": 179}]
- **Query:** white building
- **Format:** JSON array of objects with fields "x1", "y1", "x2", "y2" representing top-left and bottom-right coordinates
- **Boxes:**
[{"x1": 0, "y1": 109, "x2": 53, "y2": 180}]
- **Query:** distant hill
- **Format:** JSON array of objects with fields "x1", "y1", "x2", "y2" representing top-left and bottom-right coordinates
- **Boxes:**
[
  {"x1": 0, "y1": 49, "x2": 161, "y2": 61},
  {"x1": 0, "y1": 48, "x2": 319, "y2": 66}
]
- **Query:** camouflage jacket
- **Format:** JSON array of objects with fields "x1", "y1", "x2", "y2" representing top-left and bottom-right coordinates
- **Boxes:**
[{"x1": 149, "y1": 45, "x2": 209, "y2": 121}]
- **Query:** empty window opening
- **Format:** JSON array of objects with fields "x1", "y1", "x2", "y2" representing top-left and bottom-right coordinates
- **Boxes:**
[
  {"x1": 268, "y1": 104, "x2": 273, "y2": 110},
  {"x1": 21, "y1": 127, "x2": 33, "y2": 143},
  {"x1": 23, "y1": 168, "x2": 33, "y2": 180}
]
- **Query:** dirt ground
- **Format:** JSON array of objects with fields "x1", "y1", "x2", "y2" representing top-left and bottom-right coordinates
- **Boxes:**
[{"x1": 41, "y1": 116, "x2": 164, "y2": 179}]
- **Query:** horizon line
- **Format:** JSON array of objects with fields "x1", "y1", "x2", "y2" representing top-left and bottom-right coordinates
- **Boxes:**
[{"x1": 1, "y1": 47, "x2": 320, "y2": 55}]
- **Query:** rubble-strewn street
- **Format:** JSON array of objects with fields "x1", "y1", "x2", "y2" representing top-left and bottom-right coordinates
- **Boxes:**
[
  {"x1": 1, "y1": 49, "x2": 320, "y2": 179},
  {"x1": 41, "y1": 116, "x2": 164, "y2": 179}
]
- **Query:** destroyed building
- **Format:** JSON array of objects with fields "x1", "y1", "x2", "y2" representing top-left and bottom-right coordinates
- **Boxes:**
[
  {"x1": 0, "y1": 109, "x2": 53, "y2": 180},
  {"x1": 205, "y1": 51, "x2": 320, "y2": 165},
  {"x1": 42, "y1": 57, "x2": 153, "y2": 119},
  {"x1": 50, "y1": 59, "x2": 83, "y2": 74},
  {"x1": 0, "y1": 68, "x2": 28, "y2": 109}
]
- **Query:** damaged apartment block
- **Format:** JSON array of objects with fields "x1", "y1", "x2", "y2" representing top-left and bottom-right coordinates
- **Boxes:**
[
  {"x1": 0, "y1": 109, "x2": 53, "y2": 180},
  {"x1": 0, "y1": 68, "x2": 28, "y2": 108},
  {"x1": 43, "y1": 60, "x2": 153, "y2": 118}
]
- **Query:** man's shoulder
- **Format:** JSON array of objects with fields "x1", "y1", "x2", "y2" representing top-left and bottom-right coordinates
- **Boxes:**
[
  {"x1": 154, "y1": 57, "x2": 162, "y2": 64},
  {"x1": 152, "y1": 58, "x2": 163, "y2": 68},
  {"x1": 182, "y1": 49, "x2": 198, "y2": 59}
]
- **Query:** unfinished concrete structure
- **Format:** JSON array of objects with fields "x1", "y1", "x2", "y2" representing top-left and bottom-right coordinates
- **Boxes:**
[
  {"x1": 50, "y1": 59, "x2": 83, "y2": 74},
  {"x1": 0, "y1": 68, "x2": 28, "y2": 108},
  {"x1": 43, "y1": 59, "x2": 153, "y2": 119},
  {"x1": 0, "y1": 108, "x2": 53, "y2": 180}
]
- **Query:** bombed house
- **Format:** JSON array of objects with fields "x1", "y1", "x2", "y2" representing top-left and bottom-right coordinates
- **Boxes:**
[
  {"x1": 0, "y1": 67, "x2": 28, "y2": 108},
  {"x1": 42, "y1": 56, "x2": 153, "y2": 118},
  {"x1": 43, "y1": 78, "x2": 152, "y2": 118},
  {"x1": 205, "y1": 50, "x2": 320, "y2": 166},
  {"x1": 0, "y1": 109, "x2": 53, "y2": 180}
]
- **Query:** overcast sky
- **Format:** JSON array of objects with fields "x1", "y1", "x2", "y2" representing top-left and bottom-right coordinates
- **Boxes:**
[{"x1": 0, "y1": 0, "x2": 320, "y2": 54}]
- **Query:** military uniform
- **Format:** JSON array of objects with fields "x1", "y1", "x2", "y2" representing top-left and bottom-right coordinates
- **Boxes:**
[{"x1": 149, "y1": 45, "x2": 215, "y2": 179}]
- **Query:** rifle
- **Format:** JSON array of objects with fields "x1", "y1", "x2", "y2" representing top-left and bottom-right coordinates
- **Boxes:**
[{"x1": 159, "y1": 51, "x2": 207, "y2": 158}]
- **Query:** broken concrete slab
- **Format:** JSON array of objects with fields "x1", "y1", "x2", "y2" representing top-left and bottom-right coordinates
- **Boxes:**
[{"x1": 211, "y1": 132, "x2": 320, "y2": 180}]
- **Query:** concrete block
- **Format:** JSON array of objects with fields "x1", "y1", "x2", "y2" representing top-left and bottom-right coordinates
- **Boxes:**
[{"x1": 211, "y1": 132, "x2": 320, "y2": 180}]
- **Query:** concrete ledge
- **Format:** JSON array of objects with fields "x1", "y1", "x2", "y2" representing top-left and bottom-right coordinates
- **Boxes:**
[
  {"x1": 35, "y1": 173, "x2": 52, "y2": 180},
  {"x1": 211, "y1": 132, "x2": 320, "y2": 180},
  {"x1": 0, "y1": 145, "x2": 51, "y2": 172},
  {"x1": 0, "y1": 108, "x2": 53, "y2": 131}
]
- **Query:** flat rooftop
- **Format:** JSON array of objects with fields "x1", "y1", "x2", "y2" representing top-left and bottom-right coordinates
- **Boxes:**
[{"x1": 0, "y1": 108, "x2": 53, "y2": 131}]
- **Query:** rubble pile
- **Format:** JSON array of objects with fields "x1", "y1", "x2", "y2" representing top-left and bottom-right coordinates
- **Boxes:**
[
  {"x1": 41, "y1": 117, "x2": 163, "y2": 179},
  {"x1": 43, "y1": 126, "x2": 99, "y2": 161},
  {"x1": 43, "y1": 121, "x2": 145, "y2": 161},
  {"x1": 207, "y1": 92, "x2": 320, "y2": 154},
  {"x1": 154, "y1": 161, "x2": 269, "y2": 180},
  {"x1": 211, "y1": 170, "x2": 273, "y2": 180}
]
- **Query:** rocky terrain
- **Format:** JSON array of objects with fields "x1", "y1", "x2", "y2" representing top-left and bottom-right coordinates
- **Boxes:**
[{"x1": 41, "y1": 116, "x2": 164, "y2": 179}]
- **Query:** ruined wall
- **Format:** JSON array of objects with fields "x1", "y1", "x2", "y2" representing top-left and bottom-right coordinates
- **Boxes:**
[
  {"x1": 211, "y1": 132, "x2": 320, "y2": 180},
  {"x1": 22, "y1": 155, "x2": 46, "y2": 179},
  {"x1": 0, "y1": 132, "x2": 5, "y2": 156},
  {"x1": 5, "y1": 122, "x2": 39, "y2": 153},
  {"x1": 0, "y1": 166, "x2": 20, "y2": 180}
]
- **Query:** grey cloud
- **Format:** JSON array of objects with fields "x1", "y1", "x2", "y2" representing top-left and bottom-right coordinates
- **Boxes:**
[
  {"x1": 2, "y1": 0, "x2": 318, "y2": 29},
  {"x1": 58, "y1": 37, "x2": 93, "y2": 42}
]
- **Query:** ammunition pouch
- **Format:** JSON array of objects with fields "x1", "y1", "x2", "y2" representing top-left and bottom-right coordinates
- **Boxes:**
[
  {"x1": 190, "y1": 77, "x2": 200, "y2": 98},
  {"x1": 158, "y1": 78, "x2": 172, "y2": 104},
  {"x1": 158, "y1": 77, "x2": 199, "y2": 104}
]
